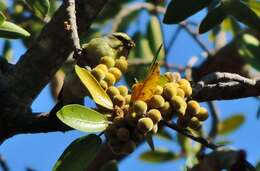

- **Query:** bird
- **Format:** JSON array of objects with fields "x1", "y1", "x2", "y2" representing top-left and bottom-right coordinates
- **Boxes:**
[{"x1": 77, "y1": 32, "x2": 135, "y2": 68}]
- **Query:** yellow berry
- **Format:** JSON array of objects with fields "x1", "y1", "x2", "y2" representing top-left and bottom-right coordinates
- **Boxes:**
[
  {"x1": 154, "y1": 85, "x2": 163, "y2": 95},
  {"x1": 114, "y1": 106, "x2": 124, "y2": 117},
  {"x1": 178, "y1": 79, "x2": 191, "y2": 87},
  {"x1": 163, "y1": 84, "x2": 178, "y2": 100},
  {"x1": 117, "y1": 127, "x2": 130, "y2": 141},
  {"x1": 176, "y1": 88, "x2": 185, "y2": 98},
  {"x1": 179, "y1": 84, "x2": 192, "y2": 97},
  {"x1": 164, "y1": 82, "x2": 179, "y2": 88},
  {"x1": 137, "y1": 117, "x2": 154, "y2": 133},
  {"x1": 91, "y1": 68, "x2": 105, "y2": 81},
  {"x1": 147, "y1": 109, "x2": 162, "y2": 124},
  {"x1": 118, "y1": 85, "x2": 128, "y2": 96},
  {"x1": 113, "y1": 116, "x2": 125, "y2": 127},
  {"x1": 164, "y1": 72, "x2": 181, "y2": 82},
  {"x1": 101, "y1": 56, "x2": 115, "y2": 68},
  {"x1": 149, "y1": 95, "x2": 165, "y2": 109},
  {"x1": 125, "y1": 112, "x2": 138, "y2": 126},
  {"x1": 160, "y1": 101, "x2": 173, "y2": 121},
  {"x1": 115, "y1": 56, "x2": 128, "y2": 73},
  {"x1": 186, "y1": 100, "x2": 200, "y2": 117},
  {"x1": 125, "y1": 94, "x2": 131, "y2": 105},
  {"x1": 106, "y1": 86, "x2": 120, "y2": 98},
  {"x1": 122, "y1": 140, "x2": 136, "y2": 154},
  {"x1": 95, "y1": 64, "x2": 108, "y2": 73},
  {"x1": 109, "y1": 67, "x2": 122, "y2": 81},
  {"x1": 122, "y1": 104, "x2": 130, "y2": 115},
  {"x1": 133, "y1": 100, "x2": 147, "y2": 114},
  {"x1": 104, "y1": 73, "x2": 116, "y2": 86},
  {"x1": 170, "y1": 96, "x2": 187, "y2": 116},
  {"x1": 195, "y1": 107, "x2": 209, "y2": 121},
  {"x1": 189, "y1": 117, "x2": 202, "y2": 130},
  {"x1": 113, "y1": 94, "x2": 125, "y2": 107},
  {"x1": 104, "y1": 124, "x2": 117, "y2": 138},
  {"x1": 108, "y1": 138, "x2": 122, "y2": 155},
  {"x1": 100, "y1": 80, "x2": 108, "y2": 90}
]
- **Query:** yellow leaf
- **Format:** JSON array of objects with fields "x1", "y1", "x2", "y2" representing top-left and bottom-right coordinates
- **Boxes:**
[
  {"x1": 75, "y1": 65, "x2": 113, "y2": 110},
  {"x1": 131, "y1": 62, "x2": 160, "y2": 102}
]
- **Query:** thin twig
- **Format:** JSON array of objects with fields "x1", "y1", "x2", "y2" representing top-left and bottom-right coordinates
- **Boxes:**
[
  {"x1": 165, "y1": 26, "x2": 182, "y2": 55},
  {"x1": 110, "y1": 2, "x2": 166, "y2": 33},
  {"x1": 180, "y1": 22, "x2": 212, "y2": 56},
  {"x1": 67, "y1": 0, "x2": 81, "y2": 51},
  {"x1": 162, "y1": 120, "x2": 219, "y2": 150},
  {"x1": 199, "y1": 101, "x2": 220, "y2": 153}
]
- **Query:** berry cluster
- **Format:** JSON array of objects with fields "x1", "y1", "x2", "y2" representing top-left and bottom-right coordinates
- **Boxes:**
[
  {"x1": 91, "y1": 56, "x2": 128, "y2": 90},
  {"x1": 159, "y1": 72, "x2": 209, "y2": 130},
  {"x1": 90, "y1": 56, "x2": 209, "y2": 155}
]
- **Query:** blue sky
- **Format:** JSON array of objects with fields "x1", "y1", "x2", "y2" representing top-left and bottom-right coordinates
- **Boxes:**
[{"x1": 0, "y1": 2, "x2": 260, "y2": 171}]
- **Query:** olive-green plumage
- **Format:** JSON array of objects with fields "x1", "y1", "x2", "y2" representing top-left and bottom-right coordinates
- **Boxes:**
[{"x1": 79, "y1": 32, "x2": 135, "y2": 67}]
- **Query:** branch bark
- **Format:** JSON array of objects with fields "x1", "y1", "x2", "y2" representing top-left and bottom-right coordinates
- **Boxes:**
[{"x1": 192, "y1": 72, "x2": 260, "y2": 101}]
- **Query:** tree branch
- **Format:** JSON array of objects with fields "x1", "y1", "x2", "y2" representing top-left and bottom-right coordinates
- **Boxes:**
[
  {"x1": 162, "y1": 120, "x2": 219, "y2": 150},
  {"x1": 193, "y1": 72, "x2": 260, "y2": 101}
]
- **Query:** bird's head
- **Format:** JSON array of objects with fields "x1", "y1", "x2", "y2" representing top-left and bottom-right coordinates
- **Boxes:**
[{"x1": 108, "y1": 32, "x2": 135, "y2": 57}]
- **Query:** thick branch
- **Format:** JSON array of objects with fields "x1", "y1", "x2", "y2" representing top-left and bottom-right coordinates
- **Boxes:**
[
  {"x1": 193, "y1": 72, "x2": 260, "y2": 101},
  {"x1": 7, "y1": 0, "x2": 107, "y2": 107}
]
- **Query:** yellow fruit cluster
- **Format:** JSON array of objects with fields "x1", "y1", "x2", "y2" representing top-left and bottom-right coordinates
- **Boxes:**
[
  {"x1": 91, "y1": 56, "x2": 128, "y2": 89},
  {"x1": 90, "y1": 57, "x2": 209, "y2": 155},
  {"x1": 161, "y1": 72, "x2": 209, "y2": 130}
]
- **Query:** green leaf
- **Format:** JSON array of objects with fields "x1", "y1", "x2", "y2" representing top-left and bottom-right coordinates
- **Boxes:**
[
  {"x1": 163, "y1": 0, "x2": 213, "y2": 24},
  {"x1": 222, "y1": 0, "x2": 260, "y2": 31},
  {"x1": 218, "y1": 114, "x2": 245, "y2": 135},
  {"x1": 199, "y1": 5, "x2": 227, "y2": 34},
  {"x1": 52, "y1": 134, "x2": 101, "y2": 171},
  {"x1": 0, "y1": 11, "x2": 6, "y2": 25},
  {"x1": 3, "y1": 40, "x2": 12, "y2": 61},
  {"x1": 147, "y1": 15, "x2": 165, "y2": 60},
  {"x1": 57, "y1": 104, "x2": 109, "y2": 132},
  {"x1": 139, "y1": 149, "x2": 177, "y2": 163},
  {"x1": 237, "y1": 33, "x2": 260, "y2": 71},
  {"x1": 75, "y1": 65, "x2": 113, "y2": 110},
  {"x1": 145, "y1": 133, "x2": 155, "y2": 151},
  {"x1": 246, "y1": 0, "x2": 260, "y2": 15},
  {"x1": 100, "y1": 160, "x2": 119, "y2": 171},
  {"x1": 25, "y1": 0, "x2": 50, "y2": 19},
  {"x1": 0, "y1": 0, "x2": 7, "y2": 11},
  {"x1": 0, "y1": 21, "x2": 30, "y2": 39}
]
